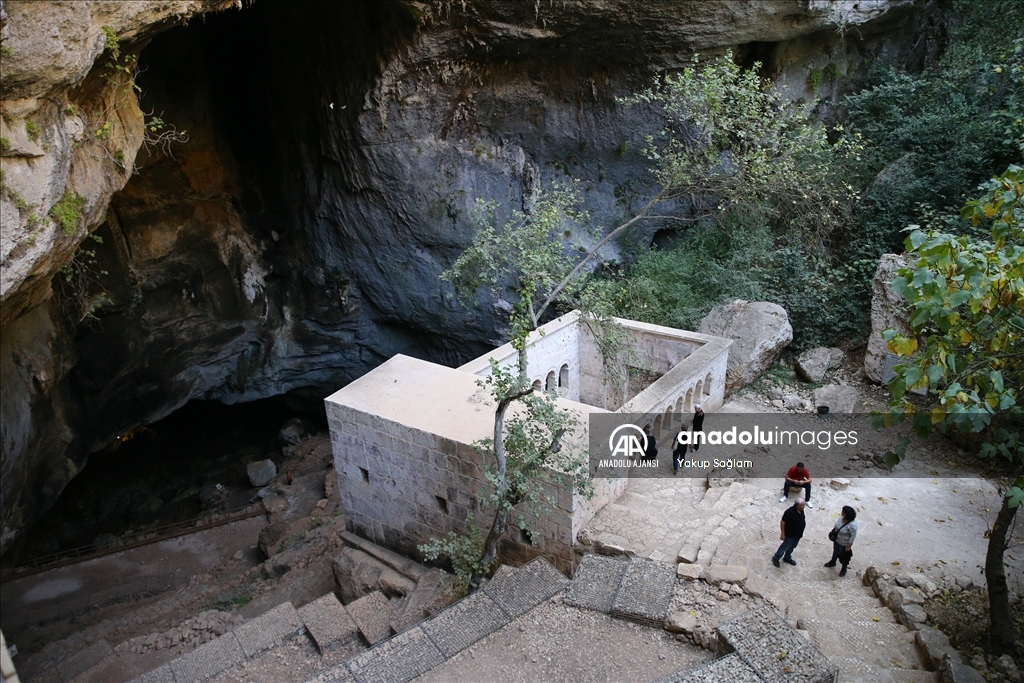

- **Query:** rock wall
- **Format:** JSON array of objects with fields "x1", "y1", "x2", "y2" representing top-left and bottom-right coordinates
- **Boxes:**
[{"x1": 0, "y1": 0, "x2": 923, "y2": 550}]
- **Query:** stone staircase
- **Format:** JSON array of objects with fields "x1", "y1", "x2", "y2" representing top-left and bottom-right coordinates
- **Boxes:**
[
  {"x1": 676, "y1": 482, "x2": 774, "y2": 567},
  {"x1": 306, "y1": 556, "x2": 569, "y2": 683}
]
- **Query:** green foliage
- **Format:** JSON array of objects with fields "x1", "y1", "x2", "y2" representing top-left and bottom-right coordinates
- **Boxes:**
[
  {"x1": 607, "y1": 205, "x2": 865, "y2": 349},
  {"x1": 1, "y1": 46, "x2": 13, "y2": 59},
  {"x1": 478, "y1": 361, "x2": 589, "y2": 505},
  {"x1": 418, "y1": 514, "x2": 488, "y2": 587},
  {"x1": 24, "y1": 120, "x2": 40, "y2": 142},
  {"x1": 94, "y1": 120, "x2": 113, "y2": 141},
  {"x1": 101, "y1": 25, "x2": 120, "y2": 60},
  {"x1": 880, "y1": 165, "x2": 1023, "y2": 494},
  {"x1": 807, "y1": 68, "x2": 823, "y2": 91},
  {"x1": 624, "y1": 51, "x2": 857, "y2": 238},
  {"x1": 824, "y1": 62, "x2": 841, "y2": 81},
  {"x1": 443, "y1": 181, "x2": 593, "y2": 343},
  {"x1": 50, "y1": 192, "x2": 86, "y2": 235},
  {"x1": 0, "y1": 136, "x2": 10, "y2": 152},
  {"x1": 609, "y1": 207, "x2": 770, "y2": 331},
  {"x1": 837, "y1": 0, "x2": 1023, "y2": 338}
]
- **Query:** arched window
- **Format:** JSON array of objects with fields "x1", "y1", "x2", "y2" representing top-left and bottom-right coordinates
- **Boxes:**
[
  {"x1": 532, "y1": 379, "x2": 542, "y2": 391},
  {"x1": 703, "y1": 373, "x2": 713, "y2": 396},
  {"x1": 685, "y1": 388, "x2": 693, "y2": 412},
  {"x1": 546, "y1": 371, "x2": 556, "y2": 392},
  {"x1": 559, "y1": 364, "x2": 569, "y2": 387},
  {"x1": 694, "y1": 380, "x2": 703, "y2": 400}
]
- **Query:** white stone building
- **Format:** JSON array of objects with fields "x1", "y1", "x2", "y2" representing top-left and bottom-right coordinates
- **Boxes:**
[{"x1": 325, "y1": 311, "x2": 731, "y2": 573}]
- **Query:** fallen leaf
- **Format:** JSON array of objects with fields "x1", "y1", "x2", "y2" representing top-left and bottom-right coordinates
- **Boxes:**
[
  {"x1": 872, "y1": 616, "x2": 881, "y2": 622},
  {"x1": 877, "y1": 520, "x2": 883, "y2": 525},
  {"x1": 878, "y1": 496, "x2": 886, "y2": 502},
  {"x1": 935, "y1": 518, "x2": 946, "y2": 523},
  {"x1": 892, "y1": 561, "x2": 901, "y2": 566}
]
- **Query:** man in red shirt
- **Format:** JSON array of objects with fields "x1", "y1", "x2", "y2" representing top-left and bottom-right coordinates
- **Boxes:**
[{"x1": 780, "y1": 461, "x2": 812, "y2": 508}]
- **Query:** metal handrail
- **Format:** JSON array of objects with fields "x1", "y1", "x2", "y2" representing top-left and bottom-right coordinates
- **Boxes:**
[{"x1": 0, "y1": 502, "x2": 266, "y2": 582}]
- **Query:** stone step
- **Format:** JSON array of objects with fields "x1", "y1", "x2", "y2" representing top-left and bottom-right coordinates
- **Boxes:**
[
  {"x1": 390, "y1": 568, "x2": 444, "y2": 634},
  {"x1": 655, "y1": 652, "x2": 762, "y2": 683},
  {"x1": 346, "y1": 591, "x2": 395, "y2": 646},
  {"x1": 608, "y1": 556, "x2": 676, "y2": 628},
  {"x1": 33, "y1": 640, "x2": 112, "y2": 683},
  {"x1": 305, "y1": 557, "x2": 568, "y2": 683},
  {"x1": 420, "y1": 590, "x2": 510, "y2": 658},
  {"x1": 481, "y1": 556, "x2": 569, "y2": 619},
  {"x1": 340, "y1": 531, "x2": 425, "y2": 581},
  {"x1": 564, "y1": 554, "x2": 630, "y2": 613},
  {"x1": 715, "y1": 606, "x2": 838, "y2": 682},
  {"x1": 299, "y1": 593, "x2": 360, "y2": 653}
]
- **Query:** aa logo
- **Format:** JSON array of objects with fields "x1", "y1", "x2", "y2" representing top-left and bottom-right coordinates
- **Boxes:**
[{"x1": 608, "y1": 424, "x2": 647, "y2": 458}]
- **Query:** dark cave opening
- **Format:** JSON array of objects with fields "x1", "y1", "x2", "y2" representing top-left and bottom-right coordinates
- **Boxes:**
[{"x1": 3, "y1": 396, "x2": 325, "y2": 566}]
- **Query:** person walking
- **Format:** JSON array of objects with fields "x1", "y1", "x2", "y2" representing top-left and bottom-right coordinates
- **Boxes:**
[
  {"x1": 672, "y1": 429, "x2": 686, "y2": 474},
  {"x1": 642, "y1": 424, "x2": 658, "y2": 461},
  {"x1": 772, "y1": 499, "x2": 807, "y2": 567},
  {"x1": 689, "y1": 404, "x2": 705, "y2": 452},
  {"x1": 780, "y1": 461, "x2": 813, "y2": 508},
  {"x1": 824, "y1": 506, "x2": 858, "y2": 577}
]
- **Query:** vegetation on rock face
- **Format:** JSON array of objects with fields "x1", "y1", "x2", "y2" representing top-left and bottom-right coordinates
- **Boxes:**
[{"x1": 49, "y1": 191, "x2": 86, "y2": 235}]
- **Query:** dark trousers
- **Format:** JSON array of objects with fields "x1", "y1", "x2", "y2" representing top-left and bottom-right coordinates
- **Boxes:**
[
  {"x1": 773, "y1": 536, "x2": 801, "y2": 561},
  {"x1": 783, "y1": 480, "x2": 811, "y2": 501},
  {"x1": 827, "y1": 541, "x2": 850, "y2": 567}
]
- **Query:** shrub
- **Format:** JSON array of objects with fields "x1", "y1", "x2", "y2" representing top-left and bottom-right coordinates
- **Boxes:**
[{"x1": 50, "y1": 192, "x2": 86, "y2": 235}]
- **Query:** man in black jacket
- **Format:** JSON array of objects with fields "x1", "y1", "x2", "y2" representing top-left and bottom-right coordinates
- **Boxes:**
[
  {"x1": 772, "y1": 499, "x2": 807, "y2": 567},
  {"x1": 689, "y1": 404, "x2": 705, "y2": 452}
]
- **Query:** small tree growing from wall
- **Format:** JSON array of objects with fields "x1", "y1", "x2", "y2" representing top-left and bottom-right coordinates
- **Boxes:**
[{"x1": 423, "y1": 184, "x2": 598, "y2": 586}]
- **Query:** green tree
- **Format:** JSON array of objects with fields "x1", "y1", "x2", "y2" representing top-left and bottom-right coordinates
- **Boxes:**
[
  {"x1": 436, "y1": 186, "x2": 596, "y2": 585},
  {"x1": 625, "y1": 50, "x2": 856, "y2": 240},
  {"x1": 882, "y1": 164, "x2": 1024, "y2": 654}
]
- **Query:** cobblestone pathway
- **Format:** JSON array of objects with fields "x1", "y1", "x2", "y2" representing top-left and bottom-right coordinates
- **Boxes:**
[{"x1": 582, "y1": 477, "x2": 937, "y2": 683}]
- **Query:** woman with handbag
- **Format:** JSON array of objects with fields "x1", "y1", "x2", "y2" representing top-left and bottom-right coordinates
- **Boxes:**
[{"x1": 825, "y1": 506, "x2": 858, "y2": 577}]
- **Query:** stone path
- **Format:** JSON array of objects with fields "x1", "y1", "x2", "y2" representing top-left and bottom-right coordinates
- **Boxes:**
[{"x1": 581, "y1": 477, "x2": 939, "y2": 683}]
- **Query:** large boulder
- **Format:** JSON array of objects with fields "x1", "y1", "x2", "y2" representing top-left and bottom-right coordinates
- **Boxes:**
[
  {"x1": 331, "y1": 547, "x2": 415, "y2": 604},
  {"x1": 699, "y1": 301, "x2": 793, "y2": 394},
  {"x1": 795, "y1": 347, "x2": 845, "y2": 382},
  {"x1": 247, "y1": 459, "x2": 278, "y2": 487},
  {"x1": 813, "y1": 385, "x2": 860, "y2": 413},
  {"x1": 865, "y1": 254, "x2": 913, "y2": 383}
]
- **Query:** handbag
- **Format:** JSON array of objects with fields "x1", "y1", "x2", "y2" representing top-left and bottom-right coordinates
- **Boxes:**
[
  {"x1": 828, "y1": 521, "x2": 849, "y2": 543},
  {"x1": 839, "y1": 548, "x2": 853, "y2": 564}
]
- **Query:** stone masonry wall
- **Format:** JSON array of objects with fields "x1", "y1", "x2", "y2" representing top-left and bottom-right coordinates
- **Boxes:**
[{"x1": 326, "y1": 400, "x2": 576, "y2": 574}]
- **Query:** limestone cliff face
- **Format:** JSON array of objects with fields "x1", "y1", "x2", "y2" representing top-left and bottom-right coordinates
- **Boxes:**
[{"x1": 0, "y1": 0, "x2": 921, "y2": 550}]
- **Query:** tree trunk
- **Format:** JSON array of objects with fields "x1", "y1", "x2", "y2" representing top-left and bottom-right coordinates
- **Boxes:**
[
  {"x1": 474, "y1": 499, "x2": 510, "y2": 590},
  {"x1": 985, "y1": 492, "x2": 1018, "y2": 655}
]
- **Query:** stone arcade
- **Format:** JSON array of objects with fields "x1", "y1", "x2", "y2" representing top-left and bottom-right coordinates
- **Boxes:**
[{"x1": 325, "y1": 311, "x2": 731, "y2": 572}]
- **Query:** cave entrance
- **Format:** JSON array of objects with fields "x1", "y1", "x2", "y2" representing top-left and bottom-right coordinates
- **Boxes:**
[{"x1": 2, "y1": 397, "x2": 324, "y2": 569}]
